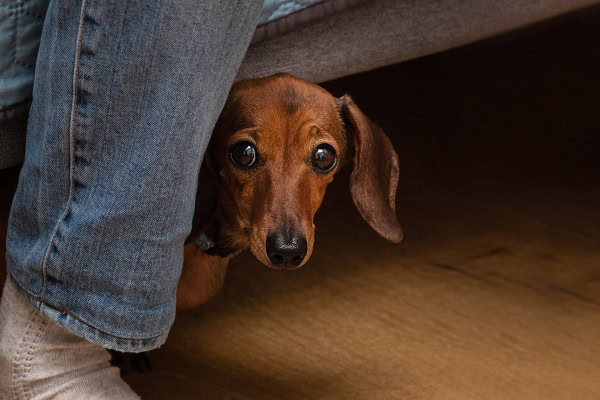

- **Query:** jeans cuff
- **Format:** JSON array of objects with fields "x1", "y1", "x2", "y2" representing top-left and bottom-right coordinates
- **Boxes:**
[{"x1": 9, "y1": 274, "x2": 169, "y2": 353}]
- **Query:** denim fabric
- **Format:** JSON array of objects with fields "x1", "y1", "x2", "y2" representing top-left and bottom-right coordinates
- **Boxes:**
[
  {"x1": 252, "y1": 0, "x2": 364, "y2": 44},
  {"x1": 0, "y1": 0, "x2": 50, "y2": 109},
  {"x1": 6, "y1": 0, "x2": 262, "y2": 352},
  {"x1": 0, "y1": 0, "x2": 49, "y2": 168},
  {"x1": 259, "y1": 0, "x2": 323, "y2": 24}
]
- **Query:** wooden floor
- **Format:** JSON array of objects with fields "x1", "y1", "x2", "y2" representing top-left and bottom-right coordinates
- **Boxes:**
[{"x1": 122, "y1": 8, "x2": 600, "y2": 400}]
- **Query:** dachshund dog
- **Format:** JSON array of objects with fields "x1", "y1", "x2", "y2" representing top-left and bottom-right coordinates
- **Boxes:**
[{"x1": 176, "y1": 73, "x2": 402, "y2": 310}]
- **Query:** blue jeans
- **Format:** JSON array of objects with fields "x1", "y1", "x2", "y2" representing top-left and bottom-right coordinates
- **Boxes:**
[{"x1": 6, "y1": 0, "x2": 262, "y2": 352}]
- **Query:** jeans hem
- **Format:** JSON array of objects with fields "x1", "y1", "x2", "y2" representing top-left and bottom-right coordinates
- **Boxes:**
[{"x1": 8, "y1": 274, "x2": 169, "y2": 353}]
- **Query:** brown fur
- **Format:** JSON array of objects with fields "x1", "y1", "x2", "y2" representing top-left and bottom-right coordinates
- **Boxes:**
[
  {"x1": 178, "y1": 73, "x2": 402, "y2": 310},
  {"x1": 177, "y1": 243, "x2": 229, "y2": 310}
]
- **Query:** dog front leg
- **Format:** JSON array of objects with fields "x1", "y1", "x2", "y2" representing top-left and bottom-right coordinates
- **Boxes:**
[{"x1": 176, "y1": 242, "x2": 229, "y2": 310}]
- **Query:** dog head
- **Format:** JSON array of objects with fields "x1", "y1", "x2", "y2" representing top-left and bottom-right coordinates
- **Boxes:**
[{"x1": 190, "y1": 73, "x2": 402, "y2": 269}]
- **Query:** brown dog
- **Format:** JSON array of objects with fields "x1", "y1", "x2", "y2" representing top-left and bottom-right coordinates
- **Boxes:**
[{"x1": 177, "y1": 73, "x2": 402, "y2": 310}]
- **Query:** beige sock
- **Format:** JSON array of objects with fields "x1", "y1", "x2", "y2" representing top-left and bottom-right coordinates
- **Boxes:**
[{"x1": 0, "y1": 277, "x2": 140, "y2": 400}]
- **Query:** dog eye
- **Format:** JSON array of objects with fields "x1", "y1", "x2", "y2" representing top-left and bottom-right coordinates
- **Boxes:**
[
  {"x1": 312, "y1": 144, "x2": 337, "y2": 173},
  {"x1": 230, "y1": 141, "x2": 257, "y2": 168}
]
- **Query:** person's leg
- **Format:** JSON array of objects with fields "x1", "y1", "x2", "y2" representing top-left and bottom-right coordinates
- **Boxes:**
[
  {"x1": 1, "y1": 0, "x2": 262, "y2": 396},
  {"x1": 0, "y1": 277, "x2": 140, "y2": 399}
]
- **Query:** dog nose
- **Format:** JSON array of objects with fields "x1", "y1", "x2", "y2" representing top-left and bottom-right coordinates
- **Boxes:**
[{"x1": 266, "y1": 232, "x2": 307, "y2": 268}]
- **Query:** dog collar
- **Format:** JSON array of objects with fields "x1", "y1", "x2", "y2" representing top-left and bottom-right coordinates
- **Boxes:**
[{"x1": 194, "y1": 233, "x2": 242, "y2": 259}]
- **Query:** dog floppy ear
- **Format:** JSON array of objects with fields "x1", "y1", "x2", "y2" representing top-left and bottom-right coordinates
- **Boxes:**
[
  {"x1": 186, "y1": 151, "x2": 220, "y2": 244},
  {"x1": 340, "y1": 95, "x2": 403, "y2": 242}
]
